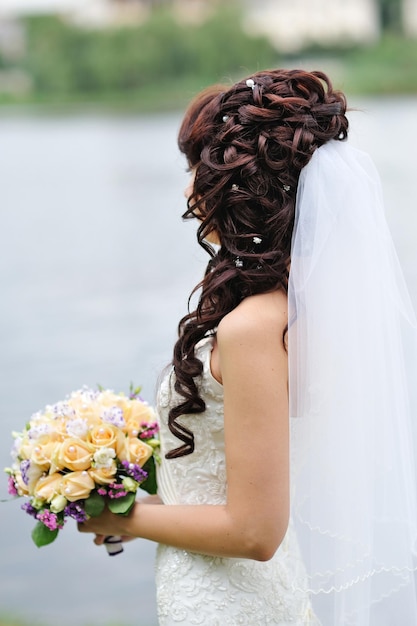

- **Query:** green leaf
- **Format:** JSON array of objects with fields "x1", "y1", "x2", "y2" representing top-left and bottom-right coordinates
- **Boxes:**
[
  {"x1": 108, "y1": 491, "x2": 136, "y2": 515},
  {"x1": 129, "y1": 382, "x2": 142, "y2": 398},
  {"x1": 32, "y1": 521, "x2": 59, "y2": 547},
  {"x1": 139, "y1": 457, "x2": 157, "y2": 495},
  {"x1": 84, "y1": 491, "x2": 105, "y2": 517}
]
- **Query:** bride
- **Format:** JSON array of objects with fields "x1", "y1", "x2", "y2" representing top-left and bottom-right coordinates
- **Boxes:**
[{"x1": 79, "y1": 69, "x2": 417, "y2": 625}]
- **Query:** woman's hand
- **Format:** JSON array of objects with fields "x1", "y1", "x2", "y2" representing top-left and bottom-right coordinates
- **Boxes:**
[
  {"x1": 78, "y1": 494, "x2": 163, "y2": 546},
  {"x1": 78, "y1": 505, "x2": 130, "y2": 539}
]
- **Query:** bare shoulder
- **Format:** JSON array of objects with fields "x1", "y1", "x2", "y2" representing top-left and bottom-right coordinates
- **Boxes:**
[
  {"x1": 217, "y1": 290, "x2": 288, "y2": 347},
  {"x1": 214, "y1": 290, "x2": 288, "y2": 390}
]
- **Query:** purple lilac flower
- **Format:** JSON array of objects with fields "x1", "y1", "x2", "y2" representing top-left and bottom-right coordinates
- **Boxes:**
[
  {"x1": 97, "y1": 487, "x2": 107, "y2": 497},
  {"x1": 22, "y1": 502, "x2": 38, "y2": 518},
  {"x1": 66, "y1": 417, "x2": 88, "y2": 439},
  {"x1": 109, "y1": 490, "x2": 128, "y2": 499},
  {"x1": 64, "y1": 502, "x2": 88, "y2": 523},
  {"x1": 129, "y1": 389, "x2": 143, "y2": 401},
  {"x1": 108, "y1": 483, "x2": 128, "y2": 499},
  {"x1": 28, "y1": 423, "x2": 51, "y2": 439},
  {"x1": 29, "y1": 410, "x2": 42, "y2": 422},
  {"x1": 101, "y1": 406, "x2": 125, "y2": 429},
  {"x1": 108, "y1": 483, "x2": 127, "y2": 492},
  {"x1": 20, "y1": 460, "x2": 31, "y2": 486},
  {"x1": 7, "y1": 476, "x2": 18, "y2": 496},
  {"x1": 52, "y1": 402, "x2": 75, "y2": 418},
  {"x1": 10, "y1": 437, "x2": 22, "y2": 462},
  {"x1": 139, "y1": 421, "x2": 159, "y2": 439},
  {"x1": 37, "y1": 510, "x2": 61, "y2": 531},
  {"x1": 78, "y1": 387, "x2": 100, "y2": 402},
  {"x1": 121, "y1": 460, "x2": 148, "y2": 483}
]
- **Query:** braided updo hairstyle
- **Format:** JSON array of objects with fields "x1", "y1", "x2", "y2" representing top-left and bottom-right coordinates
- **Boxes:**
[{"x1": 167, "y1": 69, "x2": 348, "y2": 458}]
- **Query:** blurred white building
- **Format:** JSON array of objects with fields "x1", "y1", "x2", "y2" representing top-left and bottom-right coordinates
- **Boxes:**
[
  {"x1": 243, "y1": 0, "x2": 380, "y2": 51},
  {"x1": 0, "y1": 0, "x2": 416, "y2": 40},
  {"x1": 0, "y1": 0, "x2": 84, "y2": 16},
  {"x1": 0, "y1": 0, "x2": 146, "y2": 24},
  {"x1": 404, "y1": 0, "x2": 417, "y2": 35}
]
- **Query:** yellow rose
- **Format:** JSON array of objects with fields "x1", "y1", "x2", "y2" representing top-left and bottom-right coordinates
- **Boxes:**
[
  {"x1": 56, "y1": 438, "x2": 94, "y2": 472},
  {"x1": 119, "y1": 438, "x2": 153, "y2": 467},
  {"x1": 81, "y1": 409, "x2": 102, "y2": 428},
  {"x1": 13, "y1": 472, "x2": 29, "y2": 496},
  {"x1": 98, "y1": 390, "x2": 126, "y2": 409},
  {"x1": 67, "y1": 390, "x2": 96, "y2": 411},
  {"x1": 31, "y1": 441, "x2": 61, "y2": 472},
  {"x1": 60, "y1": 471, "x2": 95, "y2": 502},
  {"x1": 88, "y1": 423, "x2": 125, "y2": 456},
  {"x1": 51, "y1": 416, "x2": 73, "y2": 441},
  {"x1": 34, "y1": 473, "x2": 63, "y2": 503},
  {"x1": 125, "y1": 403, "x2": 155, "y2": 437},
  {"x1": 66, "y1": 393, "x2": 102, "y2": 426},
  {"x1": 25, "y1": 462, "x2": 45, "y2": 494},
  {"x1": 18, "y1": 436, "x2": 35, "y2": 461},
  {"x1": 89, "y1": 463, "x2": 117, "y2": 485}
]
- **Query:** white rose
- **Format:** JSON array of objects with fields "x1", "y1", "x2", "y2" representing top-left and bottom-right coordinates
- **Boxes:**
[
  {"x1": 50, "y1": 494, "x2": 68, "y2": 513},
  {"x1": 93, "y1": 447, "x2": 116, "y2": 469},
  {"x1": 122, "y1": 476, "x2": 139, "y2": 493}
]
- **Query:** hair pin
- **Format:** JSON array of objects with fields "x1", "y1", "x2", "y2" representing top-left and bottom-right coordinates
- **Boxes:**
[
  {"x1": 235, "y1": 257, "x2": 243, "y2": 268},
  {"x1": 253, "y1": 236, "x2": 262, "y2": 245},
  {"x1": 283, "y1": 184, "x2": 291, "y2": 192},
  {"x1": 246, "y1": 78, "x2": 255, "y2": 90},
  {"x1": 231, "y1": 184, "x2": 239, "y2": 191},
  {"x1": 222, "y1": 115, "x2": 230, "y2": 123}
]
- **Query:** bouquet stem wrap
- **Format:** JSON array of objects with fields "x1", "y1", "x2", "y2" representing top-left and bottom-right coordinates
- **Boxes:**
[{"x1": 104, "y1": 535, "x2": 124, "y2": 556}]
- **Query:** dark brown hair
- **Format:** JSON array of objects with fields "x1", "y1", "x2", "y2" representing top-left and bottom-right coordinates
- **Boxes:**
[{"x1": 167, "y1": 69, "x2": 348, "y2": 458}]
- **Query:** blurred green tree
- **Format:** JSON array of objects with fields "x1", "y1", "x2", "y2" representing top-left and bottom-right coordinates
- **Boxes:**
[{"x1": 22, "y1": 6, "x2": 278, "y2": 99}]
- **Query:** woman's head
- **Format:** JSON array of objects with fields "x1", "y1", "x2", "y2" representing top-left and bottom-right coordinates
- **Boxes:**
[
  {"x1": 167, "y1": 69, "x2": 348, "y2": 458},
  {"x1": 178, "y1": 69, "x2": 348, "y2": 260}
]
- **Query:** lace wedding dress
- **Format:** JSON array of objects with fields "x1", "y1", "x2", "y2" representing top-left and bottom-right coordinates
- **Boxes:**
[{"x1": 155, "y1": 336, "x2": 319, "y2": 626}]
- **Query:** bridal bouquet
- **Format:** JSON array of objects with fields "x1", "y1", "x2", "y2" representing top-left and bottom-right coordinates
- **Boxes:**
[{"x1": 5, "y1": 386, "x2": 159, "y2": 550}]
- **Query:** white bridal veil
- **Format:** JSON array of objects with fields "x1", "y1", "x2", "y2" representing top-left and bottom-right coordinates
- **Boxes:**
[{"x1": 288, "y1": 140, "x2": 417, "y2": 625}]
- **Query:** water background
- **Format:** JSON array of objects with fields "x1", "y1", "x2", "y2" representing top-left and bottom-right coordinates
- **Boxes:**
[{"x1": 0, "y1": 97, "x2": 416, "y2": 626}]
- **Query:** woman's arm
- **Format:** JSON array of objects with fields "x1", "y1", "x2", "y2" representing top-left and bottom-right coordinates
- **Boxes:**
[{"x1": 79, "y1": 291, "x2": 289, "y2": 561}]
